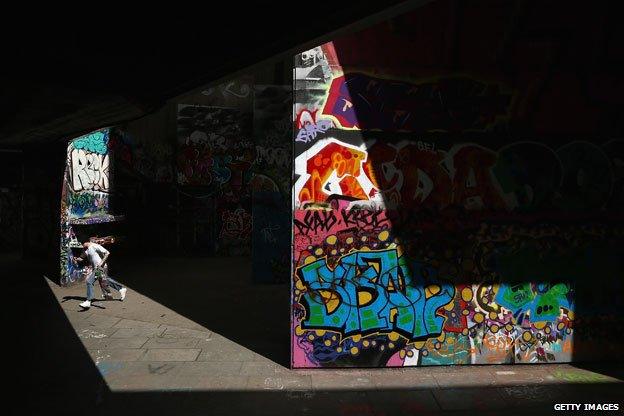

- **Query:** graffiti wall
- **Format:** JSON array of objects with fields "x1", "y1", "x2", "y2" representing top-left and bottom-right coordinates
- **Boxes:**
[
  {"x1": 60, "y1": 129, "x2": 119, "y2": 286},
  {"x1": 177, "y1": 104, "x2": 254, "y2": 255},
  {"x1": 291, "y1": 5, "x2": 623, "y2": 368},
  {"x1": 252, "y1": 85, "x2": 292, "y2": 283}
]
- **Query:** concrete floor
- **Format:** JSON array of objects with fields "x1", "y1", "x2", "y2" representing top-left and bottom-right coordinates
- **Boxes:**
[{"x1": 7, "y1": 255, "x2": 624, "y2": 415}]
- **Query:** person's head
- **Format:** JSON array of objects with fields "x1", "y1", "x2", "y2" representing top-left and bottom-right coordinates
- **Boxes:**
[{"x1": 82, "y1": 241, "x2": 92, "y2": 249}]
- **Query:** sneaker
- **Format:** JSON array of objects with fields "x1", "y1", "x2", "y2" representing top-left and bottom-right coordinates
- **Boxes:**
[
  {"x1": 79, "y1": 300, "x2": 91, "y2": 309},
  {"x1": 119, "y1": 287, "x2": 127, "y2": 301},
  {"x1": 102, "y1": 293, "x2": 114, "y2": 300}
]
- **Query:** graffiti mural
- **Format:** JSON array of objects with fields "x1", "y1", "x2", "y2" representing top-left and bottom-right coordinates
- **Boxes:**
[{"x1": 291, "y1": 36, "x2": 623, "y2": 368}]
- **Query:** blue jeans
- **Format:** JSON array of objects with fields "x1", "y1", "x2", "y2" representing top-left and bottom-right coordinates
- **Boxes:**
[{"x1": 86, "y1": 267, "x2": 124, "y2": 300}]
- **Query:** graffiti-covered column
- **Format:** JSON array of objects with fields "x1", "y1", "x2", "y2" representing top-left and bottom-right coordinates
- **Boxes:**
[
  {"x1": 291, "y1": 45, "x2": 455, "y2": 368},
  {"x1": 60, "y1": 129, "x2": 119, "y2": 286}
]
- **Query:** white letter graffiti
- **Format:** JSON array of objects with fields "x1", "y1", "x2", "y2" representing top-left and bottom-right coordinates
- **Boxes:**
[{"x1": 70, "y1": 149, "x2": 110, "y2": 192}]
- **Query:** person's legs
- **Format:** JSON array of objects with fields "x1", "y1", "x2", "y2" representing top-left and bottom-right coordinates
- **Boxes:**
[
  {"x1": 81, "y1": 269, "x2": 96, "y2": 308},
  {"x1": 97, "y1": 267, "x2": 113, "y2": 299},
  {"x1": 99, "y1": 265, "x2": 127, "y2": 300},
  {"x1": 105, "y1": 277, "x2": 123, "y2": 292},
  {"x1": 85, "y1": 269, "x2": 96, "y2": 301}
]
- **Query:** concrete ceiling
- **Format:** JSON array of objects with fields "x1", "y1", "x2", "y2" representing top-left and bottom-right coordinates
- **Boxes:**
[{"x1": 0, "y1": 1, "x2": 414, "y2": 147}]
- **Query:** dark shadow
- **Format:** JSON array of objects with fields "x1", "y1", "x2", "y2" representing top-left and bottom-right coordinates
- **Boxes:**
[
  {"x1": 110, "y1": 255, "x2": 291, "y2": 367},
  {"x1": 88, "y1": 379, "x2": 624, "y2": 416},
  {"x1": 4, "y1": 257, "x2": 108, "y2": 413},
  {"x1": 61, "y1": 295, "x2": 88, "y2": 302},
  {"x1": 61, "y1": 296, "x2": 108, "y2": 310}
]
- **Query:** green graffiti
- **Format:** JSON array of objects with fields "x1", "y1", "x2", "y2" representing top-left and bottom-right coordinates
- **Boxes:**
[{"x1": 72, "y1": 130, "x2": 109, "y2": 155}]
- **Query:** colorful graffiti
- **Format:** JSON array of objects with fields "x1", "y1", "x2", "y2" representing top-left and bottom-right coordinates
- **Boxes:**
[
  {"x1": 68, "y1": 131, "x2": 110, "y2": 197},
  {"x1": 296, "y1": 109, "x2": 333, "y2": 144},
  {"x1": 295, "y1": 138, "x2": 381, "y2": 206},
  {"x1": 291, "y1": 39, "x2": 623, "y2": 368},
  {"x1": 295, "y1": 138, "x2": 618, "y2": 213},
  {"x1": 297, "y1": 248, "x2": 454, "y2": 339}
]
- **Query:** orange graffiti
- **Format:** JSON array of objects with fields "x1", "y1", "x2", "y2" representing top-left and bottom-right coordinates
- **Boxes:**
[{"x1": 299, "y1": 142, "x2": 369, "y2": 203}]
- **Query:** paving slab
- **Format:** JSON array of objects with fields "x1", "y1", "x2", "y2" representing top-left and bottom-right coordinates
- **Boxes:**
[
  {"x1": 141, "y1": 348, "x2": 201, "y2": 362},
  {"x1": 240, "y1": 361, "x2": 289, "y2": 375},
  {"x1": 114, "y1": 318, "x2": 161, "y2": 330},
  {"x1": 89, "y1": 348, "x2": 147, "y2": 362},
  {"x1": 432, "y1": 368, "x2": 497, "y2": 388},
  {"x1": 103, "y1": 361, "x2": 185, "y2": 380},
  {"x1": 160, "y1": 325, "x2": 213, "y2": 340},
  {"x1": 63, "y1": 310, "x2": 92, "y2": 322},
  {"x1": 177, "y1": 361, "x2": 244, "y2": 377},
  {"x1": 169, "y1": 375, "x2": 250, "y2": 391},
  {"x1": 143, "y1": 337, "x2": 200, "y2": 349},
  {"x1": 77, "y1": 314, "x2": 122, "y2": 328},
  {"x1": 76, "y1": 327, "x2": 119, "y2": 339},
  {"x1": 111, "y1": 327, "x2": 166, "y2": 338},
  {"x1": 247, "y1": 374, "x2": 313, "y2": 391},
  {"x1": 80, "y1": 336, "x2": 149, "y2": 349},
  {"x1": 370, "y1": 370, "x2": 439, "y2": 390},
  {"x1": 311, "y1": 373, "x2": 375, "y2": 390},
  {"x1": 490, "y1": 367, "x2": 551, "y2": 386},
  {"x1": 196, "y1": 336, "x2": 265, "y2": 362}
]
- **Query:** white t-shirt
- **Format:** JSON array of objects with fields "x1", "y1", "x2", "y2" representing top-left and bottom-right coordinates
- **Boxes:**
[{"x1": 85, "y1": 243, "x2": 109, "y2": 268}]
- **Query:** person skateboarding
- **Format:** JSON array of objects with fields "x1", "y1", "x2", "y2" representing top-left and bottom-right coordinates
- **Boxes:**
[{"x1": 74, "y1": 239, "x2": 127, "y2": 309}]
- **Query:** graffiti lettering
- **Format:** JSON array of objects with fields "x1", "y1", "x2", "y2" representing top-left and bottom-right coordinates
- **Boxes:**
[
  {"x1": 294, "y1": 210, "x2": 338, "y2": 235},
  {"x1": 70, "y1": 149, "x2": 110, "y2": 192},
  {"x1": 297, "y1": 249, "x2": 454, "y2": 340},
  {"x1": 340, "y1": 209, "x2": 388, "y2": 230}
]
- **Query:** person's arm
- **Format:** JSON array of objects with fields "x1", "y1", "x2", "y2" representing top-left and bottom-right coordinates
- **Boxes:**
[
  {"x1": 73, "y1": 252, "x2": 86, "y2": 263},
  {"x1": 97, "y1": 245, "x2": 110, "y2": 268}
]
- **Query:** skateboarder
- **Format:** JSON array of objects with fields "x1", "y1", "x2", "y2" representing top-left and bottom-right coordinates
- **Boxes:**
[{"x1": 74, "y1": 240, "x2": 127, "y2": 309}]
